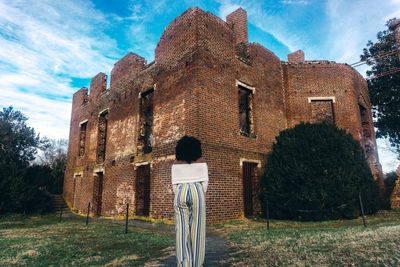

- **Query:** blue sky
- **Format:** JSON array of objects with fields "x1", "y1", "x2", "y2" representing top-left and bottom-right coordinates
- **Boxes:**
[{"x1": 0, "y1": 0, "x2": 399, "y2": 172}]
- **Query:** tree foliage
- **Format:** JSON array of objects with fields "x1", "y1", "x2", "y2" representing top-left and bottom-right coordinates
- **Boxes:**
[
  {"x1": 261, "y1": 122, "x2": 381, "y2": 221},
  {"x1": 0, "y1": 106, "x2": 53, "y2": 213},
  {"x1": 37, "y1": 138, "x2": 67, "y2": 194},
  {"x1": 361, "y1": 18, "x2": 400, "y2": 158}
]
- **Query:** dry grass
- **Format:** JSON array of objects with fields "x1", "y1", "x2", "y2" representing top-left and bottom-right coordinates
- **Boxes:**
[
  {"x1": 0, "y1": 214, "x2": 174, "y2": 267},
  {"x1": 218, "y1": 210, "x2": 400, "y2": 266},
  {"x1": 2, "y1": 211, "x2": 400, "y2": 266}
]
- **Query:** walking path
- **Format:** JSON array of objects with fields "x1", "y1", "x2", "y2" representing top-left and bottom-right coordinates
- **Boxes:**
[
  {"x1": 107, "y1": 218, "x2": 233, "y2": 266},
  {"x1": 144, "y1": 227, "x2": 233, "y2": 267},
  {"x1": 64, "y1": 212, "x2": 234, "y2": 266}
]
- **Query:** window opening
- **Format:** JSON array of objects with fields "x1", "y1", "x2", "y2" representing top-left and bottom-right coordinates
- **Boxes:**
[
  {"x1": 97, "y1": 111, "x2": 108, "y2": 163},
  {"x1": 238, "y1": 85, "x2": 254, "y2": 136},
  {"x1": 310, "y1": 100, "x2": 335, "y2": 124},
  {"x1": 138, "y1": 89, "x2": 154, "y2": 154},
  {"x1": 78, "y1": 121, "x2": 87, "y2": 157}
]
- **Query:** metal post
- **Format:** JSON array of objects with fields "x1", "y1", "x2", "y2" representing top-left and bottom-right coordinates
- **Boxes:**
[
  {"x1": 359, "y1": 192, "x2": 367, "y2": 227},
  {"x1": 86, "y1": 202, "x2": 91, "y2": 226},
  {"x1": 266, "y1": 199, "x2": 270, "y2": 231},
  {"x1": 125, "y1": 203, "x2": 129, "y2": 234},
  {"x1": 59, "y1": 209, "x2": 63, "y2": 222}
]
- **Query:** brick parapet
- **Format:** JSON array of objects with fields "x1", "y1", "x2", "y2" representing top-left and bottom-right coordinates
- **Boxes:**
[{"x1": 110, "y1": 53, "x2": 146, "y2": 88}]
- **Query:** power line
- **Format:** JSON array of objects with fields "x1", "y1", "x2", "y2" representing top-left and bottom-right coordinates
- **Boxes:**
[
  {"x1": 366, "y1": 67, "x2": 400, "y2": 80},
  {"x1": 350, "y1": 48, "x2": 399, "y2": 67}
]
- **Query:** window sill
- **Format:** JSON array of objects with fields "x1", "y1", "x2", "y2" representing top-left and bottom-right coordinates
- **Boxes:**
[{"x1": 240, "y1": 132, "x2": 256, "y2": 139}]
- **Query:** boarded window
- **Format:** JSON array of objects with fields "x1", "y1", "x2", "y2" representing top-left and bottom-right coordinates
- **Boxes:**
[
  {"x1": 311, "y1": 100, "x2": 335, "y2": 124},
  {"x1": 78, "y1": 121, "x2": 87, "y2": 157},
  {"x1": 239, "y1": 85, "x2": 254, "y2": 136},
  {"x1": 138, "y1": 89, "x2": 154, "y2": 154},
  {"x1": 97, "y1": 111, "x2": 108, "y2": 163}
]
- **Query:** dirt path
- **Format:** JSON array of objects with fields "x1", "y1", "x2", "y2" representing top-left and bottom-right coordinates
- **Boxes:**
[{"x1": 87, "y1": 216, "x2": 234, "y2": 266}]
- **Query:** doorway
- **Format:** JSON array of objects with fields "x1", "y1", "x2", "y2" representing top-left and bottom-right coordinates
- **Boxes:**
[
  {"x1": 93, "y1": 172, "x2": 104, "y2": 216},
  {"x1": 136, "y1": 164, "x2": 151, "y2": 216},
  {"x1": 72, "y1": 175, "x2": 80, "y2": 208},
  {"x1": 243, "y1": 162, "x2": 257, "y2": 217}
]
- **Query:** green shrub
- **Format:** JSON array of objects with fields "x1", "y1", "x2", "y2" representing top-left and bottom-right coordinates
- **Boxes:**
[{"x1": 261, "y1": 122, "x2": 381, "y2": 220}]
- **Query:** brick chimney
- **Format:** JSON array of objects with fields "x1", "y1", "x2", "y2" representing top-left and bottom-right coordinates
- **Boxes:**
[
  {"x1": 226, "y1": 8, "x2": 248, "y2": 45},
  {"x1": 288, "y1": 50, "x2": 305, "y2": 63}
]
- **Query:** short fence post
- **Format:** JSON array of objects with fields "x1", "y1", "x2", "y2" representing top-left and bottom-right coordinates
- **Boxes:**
[
  {"x1": 59, "y1": 209, "x2": 63, "y2": 222},
  {"x1": 266, "y1": 199, "x2": 270, "y2": 231},
  {"x1": 86, "y1": 202, "x2": 91, "y2": 226},
  {"x1": 359, "y1": 192, "x2": 367, "y2": 227},
  {"x1": 125, "y1": 203, "x2": 129, "y2": 234}
]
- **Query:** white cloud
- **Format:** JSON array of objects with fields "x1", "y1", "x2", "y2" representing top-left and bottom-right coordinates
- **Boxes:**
[
  {"x1": 2, "y1": 84, "x2": 71, "y2": 139},
  {"x1": 376, "y1": 138, "x2": 399, "y2": 173},
  {"x1": 325, "y1": 0, "x2": 400, "y2": 64},
  {"x1": 0, "y1": 0, "x2": 120, "y2": 139},
  {"x1": 219, "y1": 2, "x2": 241, "y2": 18},
  {"x1": 126, "y1": 24, "x2": 158, "y2": 61},
  {"x1": 217, "y1": 0, "x2": 305, "y2": 53},
  {"x1": 323, "y1": 0, "x2": 400, "y2": 172}
]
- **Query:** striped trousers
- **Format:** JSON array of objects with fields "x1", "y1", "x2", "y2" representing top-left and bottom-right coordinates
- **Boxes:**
[{"x1": 174, "y1": 182, "x2": 206, "y2": 267}]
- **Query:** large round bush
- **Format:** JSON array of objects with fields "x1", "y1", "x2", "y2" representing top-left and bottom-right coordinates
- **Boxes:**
[{"x1": 261, "y1": 122, "x2": 380, "y2": 220}]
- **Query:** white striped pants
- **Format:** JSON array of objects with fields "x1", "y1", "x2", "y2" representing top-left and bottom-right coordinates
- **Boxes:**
[{"x1": 174, "y1": 182, "x2": 206, "y2": 267}]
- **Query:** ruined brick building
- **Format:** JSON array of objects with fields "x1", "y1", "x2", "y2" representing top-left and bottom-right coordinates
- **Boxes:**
[{"x1": 64, "y1": 7, "x2": 384, "y2": 222}]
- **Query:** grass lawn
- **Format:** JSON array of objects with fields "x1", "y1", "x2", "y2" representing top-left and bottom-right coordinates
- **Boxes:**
[
  {"x1": 2, "y1": 211, "x2": 400, "y2": 266},
  {"x1": 0, "y1": 214, "x2": 174, "y2": 266},
  {"x1": 218, "y1": 210, "x2": 400, "y2": 266}
]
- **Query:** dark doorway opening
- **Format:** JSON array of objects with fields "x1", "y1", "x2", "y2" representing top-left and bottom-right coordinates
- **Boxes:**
[
  {"x1": 243, "y1": 162, "x2": 257, "y2": 217},
  {"x1": 73, "y1": 175, "x2": 80, "y2": 208},
  {"x1": 93, "y1": 172, "x2": 104, "y2": 216},
  {"x1": 136, "y1": 164, "x2": 151, "y2": 216}
]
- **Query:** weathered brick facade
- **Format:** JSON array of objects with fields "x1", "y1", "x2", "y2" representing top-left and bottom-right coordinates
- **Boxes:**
[{"x1": 64, "y1": 7, "x2": 384, "y2": 222}]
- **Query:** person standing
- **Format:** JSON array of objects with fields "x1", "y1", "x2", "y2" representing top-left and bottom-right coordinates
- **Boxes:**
[{"x1": 172, "y1": 136, "x2": 208, "y2": 267}]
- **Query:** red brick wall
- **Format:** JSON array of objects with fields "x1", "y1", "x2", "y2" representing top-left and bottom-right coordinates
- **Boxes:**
[{"x1": 64, "y1": 7, "x2": 383, "y2": 222}]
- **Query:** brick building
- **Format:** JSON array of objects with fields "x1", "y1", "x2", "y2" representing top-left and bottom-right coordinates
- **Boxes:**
[{"x1": 64, "y1": 7, "x2": 384, "y2": 222}]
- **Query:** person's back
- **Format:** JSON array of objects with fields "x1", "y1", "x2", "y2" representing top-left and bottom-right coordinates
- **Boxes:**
[{"x1": 172, "y1": 136, "x2": 208, "y2": 267}]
